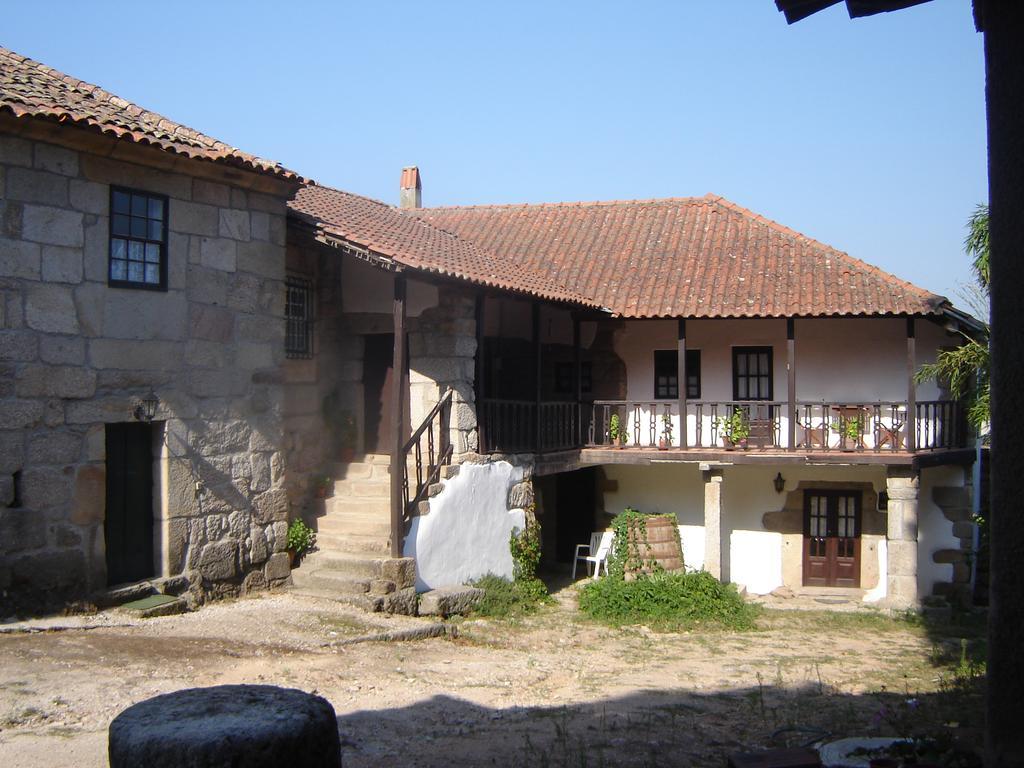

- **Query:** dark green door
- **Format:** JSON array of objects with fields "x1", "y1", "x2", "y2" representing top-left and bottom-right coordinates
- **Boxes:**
[{"x1": 105, "y1": 423, "x2": 154, "y2": 586}]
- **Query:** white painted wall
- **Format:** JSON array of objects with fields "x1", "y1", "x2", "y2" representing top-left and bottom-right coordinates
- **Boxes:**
[
  {"x1": 679, "y1": 525, "x2": 705, "y2": 572},
  {"x1": 608, "y1": 317, "x2": 957, "y2": 449},
  {"x1": 864, "y1": 538, "x2": 888, "y2": 602},
  {"x1": 730, "y1": 530, "x2": 783, "y2": 594},
  {"x1": 918, "y1": 465, "x2": 965, "y2": 597},
  {"x1": 341, "y1": 256, "x2": 439, "y2": 317},
  {"x1": 405, "y1": 462, "x2": 526, "y2": 591},
  {"x1": 602, "y1": 464, "x2": 705, "y2": 526}
]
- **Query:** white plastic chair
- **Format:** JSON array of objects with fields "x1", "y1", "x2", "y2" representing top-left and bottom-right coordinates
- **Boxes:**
[{"x1": 572, "y1": 531, "x2": 614, "y2": 580}]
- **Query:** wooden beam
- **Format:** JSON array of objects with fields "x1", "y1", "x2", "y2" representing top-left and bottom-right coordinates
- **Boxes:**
[
  {"x1": 573, "y1": 313, "x2": 582, "y2": 446},
  {"x1": 389, "y1": 275, "x2": 407, "y2": 559},
  {"x1": 787, "y1": 318, "x2": 796, "y2": 451},
  {"x1": 475, "y1": 293, "x2": 486, "y2": 451},
  {"x1": 533, "y1": 301, "x2": 542, "y2": 454},
  {"x1": 906, "y1": 317, "x2": 916, "y2": 453},
  {"x1": 677, "y1": 319, "x2": 687, "y2": 448}
]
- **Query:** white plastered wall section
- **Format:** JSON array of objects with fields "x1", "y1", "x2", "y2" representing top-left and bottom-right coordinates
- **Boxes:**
[
  {"x1": 611, "y1": 317, "x2": 954, "y2": 448},
  {"x1": 918, "y1": 464, "x2": 965, "y2": 597},
  {"x1": 602, "y1": 462, "x2": 894, "y2": 595},
  {"x1": 404, "y1": 461, "x2": 526, "y2": 590}
]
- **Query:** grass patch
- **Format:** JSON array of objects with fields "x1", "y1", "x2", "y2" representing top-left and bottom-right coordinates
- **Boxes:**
[
  {"x1": 578, "y1": 570, "x2": 760, "y2": 631},
  {"x1": 470, "y1": 575, "x2": 552, "y2": 619}
]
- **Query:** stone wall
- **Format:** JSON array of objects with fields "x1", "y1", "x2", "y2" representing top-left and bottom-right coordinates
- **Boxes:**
[
  {"x1": 282, "y1": 238, "x2": 349, "y2": 506},
  {"x1": 0, "y1": 125, "x2": 295, "y2": 614}
]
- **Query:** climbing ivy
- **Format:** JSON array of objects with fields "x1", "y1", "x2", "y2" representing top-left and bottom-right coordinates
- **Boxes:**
[
  {"x1": 510, "y1": 508, "x2": 542, "y2": 582},
  {"x1": 606, "y1": 507, "x2": 683, "y2": 580}
]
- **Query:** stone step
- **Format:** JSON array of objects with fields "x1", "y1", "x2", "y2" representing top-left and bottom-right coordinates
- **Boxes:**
[
  {"x1": 324, "y1": 497, "x2": 390, "y2": 517},
  {"x1": 290, "y1": 586, "x2": 385, "y2": 613},
  {"x1": 299, "y1": 550, "x2": 383, "y2": 578},
  {"x1": 314, "y1": 531, "x2": 390, "y2": 555},
  {"x1": 332, "y1": 479, "x2": 390, "y2": 498},
  {"x1": 290, "y1": 567, "x2": 371, "y2": 595},
  {"x1": 316, "y1": 517, "x2": 391, "y2": 538}
]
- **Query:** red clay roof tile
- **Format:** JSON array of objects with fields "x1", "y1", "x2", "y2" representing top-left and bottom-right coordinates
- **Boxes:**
[
  {"x1": 0, "y1": 46, "x2": 300, "y2": 181},
  {"x1": 408, "y1": 193, "x2": 948, "y2": 319}
]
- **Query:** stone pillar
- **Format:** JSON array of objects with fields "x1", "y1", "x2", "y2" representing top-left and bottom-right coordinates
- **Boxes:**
[
  {"x1": 703, "y1": 468, "x2": 724, "y2": 580},
  {"x1": 885, "y1": 467, "x2": 919, "y2": 608}
]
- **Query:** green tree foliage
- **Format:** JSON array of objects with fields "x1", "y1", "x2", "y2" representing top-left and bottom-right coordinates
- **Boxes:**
[{"x1": 916, "y1": 205, "x2": 990, "y2": 430}]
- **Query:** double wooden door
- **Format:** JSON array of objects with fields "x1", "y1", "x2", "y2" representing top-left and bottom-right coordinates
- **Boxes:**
[{"x1": 803, "y1": 490, "x2": 861, "y2": 587}]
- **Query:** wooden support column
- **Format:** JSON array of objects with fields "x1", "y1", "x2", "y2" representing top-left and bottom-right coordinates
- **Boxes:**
[
  {"x1": 787, "y1": 318, "x2": 796, "y2": 451},
  {"x1": 533, "y1": 301, "x2": 542, "y2": 454},
  {"x1": 677, "y1": 319, "x2": 687, "y2": 448},
  {"x1": 573, "y1": 313, "x2": 582, "y2": 446},
  {"x1": 475, "y1": 293, "x2": 486, "y2": 452},
  {"x1": 389, "y1": 274, "x2": 407, "y2": 559},
  {"x1": 906, "y1": 317, "x2": 916, "y2": 453}
]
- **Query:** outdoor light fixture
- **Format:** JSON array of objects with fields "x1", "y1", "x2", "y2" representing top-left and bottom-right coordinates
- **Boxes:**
[
  {"x1": 135, "y1": 390, "x2": 160, "y2": 422},
  {"x1": 773, "y1": 472, "x2": 786, "y2": 494}
]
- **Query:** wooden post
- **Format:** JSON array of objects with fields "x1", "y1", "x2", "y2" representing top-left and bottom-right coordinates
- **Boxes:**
[
  {"x1": 677, "y1": 319, "x2": 687, "y2": 448},
  {"x1": 389, "y1": 274, "x2": 407, "y2": 559},
  {"x1": 787, "y1": 318, "x2": 796, "y2": 451},
  {"x1": 475, "y1": 293, "x2": 485, "y2": 452},
  {"x1": 906, "y1": 317, "x2": 916, "y2": 453},
  {"x1": 533, "y1": 301, "x2": 542, "y2": 454},
  {"x1": 573, "y1": 313, "x2": 582, "y2": 446}
]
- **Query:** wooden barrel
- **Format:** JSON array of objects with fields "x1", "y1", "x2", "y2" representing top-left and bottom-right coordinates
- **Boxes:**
[{"x1": 624, "y1": 514, "x2": 684, "y2": 578}]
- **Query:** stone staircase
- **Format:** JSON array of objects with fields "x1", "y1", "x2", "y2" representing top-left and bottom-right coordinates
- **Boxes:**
[{"x1": 290, "y1": 455, "x2": 416, "y2": 613}]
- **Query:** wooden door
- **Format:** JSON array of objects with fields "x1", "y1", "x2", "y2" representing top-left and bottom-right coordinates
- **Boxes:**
[
  {"x1": 105, "y1": 423, "x2": 154, "y2": 586},
  {"x1": 363, "y1": 334, "x2": 394, "y2": 455},
  {"x1": 803, "y1": 490, "x2": 861, "y2": 587}
]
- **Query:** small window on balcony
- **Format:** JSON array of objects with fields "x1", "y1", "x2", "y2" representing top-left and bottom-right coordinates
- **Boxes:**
[
  {"x1": 655, "y1": 350, "x2": 701, "y2": 399},
  {"x1": 733, "y1": 346, "x2": 773, "y2": 400},
  {"x1": 285, "y1": 275, "x2": 314, "y2": 359},
  {"x1": 109, "y1": 187, "x2": 168, "y2": 290},
  {"x1": 554, "y1": 362, "x2": 592, "y2": 395}
]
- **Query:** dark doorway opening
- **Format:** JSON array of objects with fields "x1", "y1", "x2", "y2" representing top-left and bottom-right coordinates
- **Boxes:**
[
  {"x1": 803, "y1": 489, "x2": 861, "y2": 587},
  {"x1": 363, "y1": 334, "x2": 394, "y2": 455},
  {"x1": 105, "y1": 422, "x2": 155, "y2": 586},
  {"x1": 553, "y1": 468, "x2": 598, "y2": 564}
]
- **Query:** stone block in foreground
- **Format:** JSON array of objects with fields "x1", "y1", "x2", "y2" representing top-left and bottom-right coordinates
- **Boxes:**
[
  {"x1": 418, "y1": 585, "x2": 484, "y2": 617},
  {"x1": 108, "y1": 684, "x2": 340, "y2": 767}
]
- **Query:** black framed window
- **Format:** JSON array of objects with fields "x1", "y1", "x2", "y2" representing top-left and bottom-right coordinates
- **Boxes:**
[
  {"x1": 109, "y1": 187, "x2": 168, "y2": 290},
  {"x1": 554, "y1": 362, "x2": 592, "y2": 395},
  {"x1": 733, "y1": 346, "x2": 773, "y2": 400},
  {"x1": 654, "y1": 350, "x2": 677, "y2": 399},
  {"x1": 285, "y1": 275, "x2": 314, "y2": 358},
  {"x1": 654, "y1": 350, "x2": 700, "y2": 399},
  {"x1": 685, "y1": 350, "x2": 700, "y2": 399}
]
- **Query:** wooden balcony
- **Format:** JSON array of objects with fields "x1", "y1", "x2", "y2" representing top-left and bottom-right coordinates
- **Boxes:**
[{"x1": 478, "y1": 398, "x2": 970, "y2": 466}]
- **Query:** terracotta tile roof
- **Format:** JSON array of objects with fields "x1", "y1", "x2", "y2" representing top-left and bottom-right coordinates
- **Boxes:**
[
  {"x1": 288, "y1": 184, "x2": 594, "y2": 306},
  {"x1": 408, "y1": 193, "x2": 949, "y2": 319},
  {"x1": 0, "y1": 46, "x2": 299, "y2": 181}
]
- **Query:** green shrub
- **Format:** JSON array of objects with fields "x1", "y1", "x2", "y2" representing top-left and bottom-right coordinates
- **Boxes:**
[
  {"x1": 578, "y1": 570, "x2": 759, "y2": 630},
  {"x1": 471, "y1": 574, "x2": 551, "y2": 618},
  {"x1": 286, "y1": 519, "x2": 316, "y2": 555},
  {"x1": 510, "y1": 518, "x2": 542, "y2": 582}
]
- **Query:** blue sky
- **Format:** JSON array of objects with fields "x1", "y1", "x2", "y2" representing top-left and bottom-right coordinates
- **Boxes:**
[{"x1": 4, "y1": 1, "x2": 986, "y2": 302}]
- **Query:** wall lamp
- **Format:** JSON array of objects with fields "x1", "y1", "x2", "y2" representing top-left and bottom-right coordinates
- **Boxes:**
[
  {"x1": 134, "y1": 390, "x2": 160, "y2": 422},
  {"x1": 773, "y1": 472, "x2": 786, "y2": 494}
]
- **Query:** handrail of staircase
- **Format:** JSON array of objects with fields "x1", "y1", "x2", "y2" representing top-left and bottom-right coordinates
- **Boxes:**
[{"x1": 401, "y1": 388, "x2": 454, "y2": 528}]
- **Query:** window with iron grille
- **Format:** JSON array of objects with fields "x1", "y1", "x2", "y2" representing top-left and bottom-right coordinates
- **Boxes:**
[
  {"x1": 654, "y1": 350, "x2": 701, "y2": 399},
  {"x1": 109, "y1": 187, "x2": 168, "y2": 290},
  {"x1": 285, "y1": 275, "x2": 314, "y2": 358}
]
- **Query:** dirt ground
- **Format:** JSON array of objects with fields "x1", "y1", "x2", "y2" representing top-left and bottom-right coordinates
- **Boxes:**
[{"x1": 0, "y1": 585, "x2": 975, "y2": 767}]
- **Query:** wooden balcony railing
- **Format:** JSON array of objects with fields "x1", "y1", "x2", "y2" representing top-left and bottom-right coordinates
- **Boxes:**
[{"x1": 478, "y1": 398, "x2": 967, "y2": 454}]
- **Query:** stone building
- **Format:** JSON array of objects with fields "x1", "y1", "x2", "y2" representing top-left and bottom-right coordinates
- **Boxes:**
[
  {"x1": 0, "y1": 46, "x2": 982, "y2": 616},
  {"x1": 0, "y1": 48, "x2": 300, "y2": 613}
]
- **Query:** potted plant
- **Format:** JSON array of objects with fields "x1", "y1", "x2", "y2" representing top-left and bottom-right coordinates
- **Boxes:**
[
  {"x1": 286, "y1": 518, "x2": 316, "y2": 566},
  {"x1": 658, "y1": 413, "x2": 673, "y2": 450},
  {"x1": 834, "y1": 413, "x2": 863, "y2": 451},
  {"x1": 717, "y1": 409, "x2": 750, "y2": 450},
  {"x1": 313, "y1": 475, "x2": 332, "y2": 499},
  {"x1": 609, "y1": 413, "x2": 624, "y2": 448}
]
